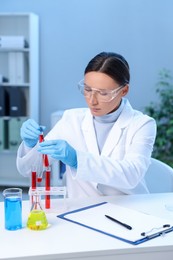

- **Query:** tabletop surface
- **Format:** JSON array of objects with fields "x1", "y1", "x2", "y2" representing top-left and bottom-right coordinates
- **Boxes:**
[{"x1": 0, "y1": 192, "x2": 173, "y2": 259}]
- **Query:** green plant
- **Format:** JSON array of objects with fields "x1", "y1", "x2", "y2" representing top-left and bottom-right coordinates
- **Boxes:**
[{"x1": 145, "y1": 68, "x2": 173, "y2": 167}]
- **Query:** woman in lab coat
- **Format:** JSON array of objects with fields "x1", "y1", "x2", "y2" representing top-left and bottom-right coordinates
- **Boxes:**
[{"x1": 16, "y1": 52, "x2": 156, "y2": 198}]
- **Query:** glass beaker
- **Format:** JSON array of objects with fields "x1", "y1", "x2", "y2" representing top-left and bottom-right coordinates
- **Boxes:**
[
  {"x1": 3, "y1": 188, "x2": 22, "y2": 230},
  {"x1": 27, "y1": 194, "x2": 48, "y2": 231}
]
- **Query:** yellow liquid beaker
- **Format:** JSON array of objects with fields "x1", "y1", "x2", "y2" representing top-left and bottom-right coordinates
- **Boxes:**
[
  {"x1": 27, "y1": 194, "x2": 49, "y2": 231},
  {"x1": 27, "y1": 209, "x2": 48, "y2": 230}
]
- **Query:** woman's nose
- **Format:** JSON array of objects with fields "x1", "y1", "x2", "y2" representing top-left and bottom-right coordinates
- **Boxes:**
[{"x1": 89, "y1": 92, "x2": 99, "y2": 105}]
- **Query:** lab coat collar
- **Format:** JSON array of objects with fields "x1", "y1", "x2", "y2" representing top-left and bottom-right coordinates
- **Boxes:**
[
  {"x1": 114, "y1": 99, "x2": 135, "y2": 128},
  {"x1": 81, "y1": 100, "x2": 135, "y2": 156},
  {"x1": 81, "y1": 110, "x2": 99, "y2": 155},
  {"x1": 102, "y1": 100, "x2": 135, "y2": 155}
]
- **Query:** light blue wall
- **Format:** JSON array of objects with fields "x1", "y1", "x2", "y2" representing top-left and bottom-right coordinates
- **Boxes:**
[{"x1": 1, "y1": 0, "x2": 173, "y2": 130}]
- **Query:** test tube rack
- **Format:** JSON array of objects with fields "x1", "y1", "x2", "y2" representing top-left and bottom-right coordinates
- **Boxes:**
[{"x1": 28, "y1": 186, "x2": 67, "y2": 213}]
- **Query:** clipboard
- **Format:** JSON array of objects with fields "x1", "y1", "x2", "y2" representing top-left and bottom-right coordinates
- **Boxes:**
[{"x1": 57, "y1": 202, "x2": 173, "y2": 245}]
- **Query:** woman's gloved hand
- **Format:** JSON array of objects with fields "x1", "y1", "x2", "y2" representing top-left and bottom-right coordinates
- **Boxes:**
[
  {"x1": 20, "y1": 119, "x2": 45, "y2": 148},
  {"x1": 38, "y1": 140, "x2": 77, "y2": 169}
]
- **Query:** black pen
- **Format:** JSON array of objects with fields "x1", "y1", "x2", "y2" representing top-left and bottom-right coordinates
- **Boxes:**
[{"x1": 105, "y1": 215, "x2": 132, "y2": 230}]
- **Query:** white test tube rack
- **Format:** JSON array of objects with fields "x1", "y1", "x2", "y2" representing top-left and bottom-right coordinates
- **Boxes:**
[{"x1": 28, "y1": 186, "x2": 67, "y2": 213}]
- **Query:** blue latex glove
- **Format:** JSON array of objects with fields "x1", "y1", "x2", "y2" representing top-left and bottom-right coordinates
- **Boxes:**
[
  {"x1": 38, "y1": 140, "x2": 77, "y2": 169},
  {"x1": 20, "y1": 119, "x2": 45, "y2": 148},
  {"x1": 60, "y1": 161, "x2": 66, "y2": 179}
]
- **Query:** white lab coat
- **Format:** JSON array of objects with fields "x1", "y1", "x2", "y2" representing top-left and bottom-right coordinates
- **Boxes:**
[{"x1": 16, "y1": 100, "x2": 156, "y2": 198}]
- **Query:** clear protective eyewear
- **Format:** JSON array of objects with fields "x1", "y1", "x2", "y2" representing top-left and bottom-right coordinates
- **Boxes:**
[{"x1": 78, "y1": 79, "x2": 125, "y2": 103}]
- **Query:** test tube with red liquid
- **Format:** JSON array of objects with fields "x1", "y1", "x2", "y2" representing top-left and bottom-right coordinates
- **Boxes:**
[
  {"x1": 31, "y1": 167, "x2": 37, "y2": 204},
  {"x1": 45, "y1": 167, "x2": 51, "y2": 209},
  {"x1": 39, "y1": 127, "x2": 49, "y2": 169},
  {"x1": 39, "y1": 127, "x2": 51, "y2": 209}
]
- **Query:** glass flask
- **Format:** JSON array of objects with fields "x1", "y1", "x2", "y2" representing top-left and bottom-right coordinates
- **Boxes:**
[{"x1": 27, "y1": 194, "x2": 48, "y2": 231}]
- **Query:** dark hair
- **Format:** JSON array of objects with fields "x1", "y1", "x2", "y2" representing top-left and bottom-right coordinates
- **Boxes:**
[{"x1": 84, "y1": 52, "x2": 130, "y2": 85}]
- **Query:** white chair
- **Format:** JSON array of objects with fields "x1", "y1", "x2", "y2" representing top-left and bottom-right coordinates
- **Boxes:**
[{"x1": 145, "y1": 158, "x2": 173, "y2": 193}]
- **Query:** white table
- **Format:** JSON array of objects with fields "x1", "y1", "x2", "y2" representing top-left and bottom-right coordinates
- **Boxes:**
[{"x1": 0, "y1": 193, "x2": 173, "y2": 260}]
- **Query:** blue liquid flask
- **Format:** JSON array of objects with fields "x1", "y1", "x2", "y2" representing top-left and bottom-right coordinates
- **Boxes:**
[{"x1": 3, "y1": 188, "x2": 22, "y2": 231}]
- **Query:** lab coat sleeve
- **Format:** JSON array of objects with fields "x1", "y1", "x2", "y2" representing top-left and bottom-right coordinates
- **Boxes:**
[
  {"x1": 16, "y1": 113, "x2": 67, "y2": 177},
  {"x1": 73, "y1": 118, "x2": 156, "y2": 191},
  {"x1": 17, "y1": 141, "x2": 55, "y2": 177},
  {"x1": 16, "y1": 141, "x2": 44, "y2": 177}
]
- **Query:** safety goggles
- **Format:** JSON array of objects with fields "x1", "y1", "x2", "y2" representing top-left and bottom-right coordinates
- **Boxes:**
[{"x1": 78, "y1": 79, "x2": 125, "y2": 103}]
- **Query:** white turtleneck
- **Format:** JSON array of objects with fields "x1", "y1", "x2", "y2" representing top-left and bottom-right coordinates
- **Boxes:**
[{"x1": 93, "y1": 98, "x2": 126, "y2": 153}]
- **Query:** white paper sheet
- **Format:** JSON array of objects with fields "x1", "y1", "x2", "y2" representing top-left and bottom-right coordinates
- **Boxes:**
[{"x1": 61, "y1": 202, "x2": 173, "y2": 243}]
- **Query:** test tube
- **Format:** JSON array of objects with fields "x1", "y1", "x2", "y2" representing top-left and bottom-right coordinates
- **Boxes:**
[
  {"x1": 39, "y1": 127, "x2": 49, "y2": 169},
  {"x1": 37, "y1": 169, "x2": 43, "y2": 183},
  {"x1": 31, "y1": 169, "x2": 37, "y2": 190},
  {"x1": 39, "y1": 127, "x2": 44, "y2": 143},
  {"x1": 31, "y1": 167, "x2": 37, "y2": 204},
  {"x1": 39, "y1": 126, "x2": 51, "y2": 209},
  {"x1": 45, "y1": 167, "x2": 51, "y2": 209}
]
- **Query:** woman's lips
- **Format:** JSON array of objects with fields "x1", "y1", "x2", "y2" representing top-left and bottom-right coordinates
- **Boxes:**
[{"x1": 90, "y1": 108, "x2": 101, "y2": 113}]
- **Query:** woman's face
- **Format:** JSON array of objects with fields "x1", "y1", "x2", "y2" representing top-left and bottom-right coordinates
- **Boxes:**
[{"x1": 84, "y1": 71, "x2": 129, "y2": 116}]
